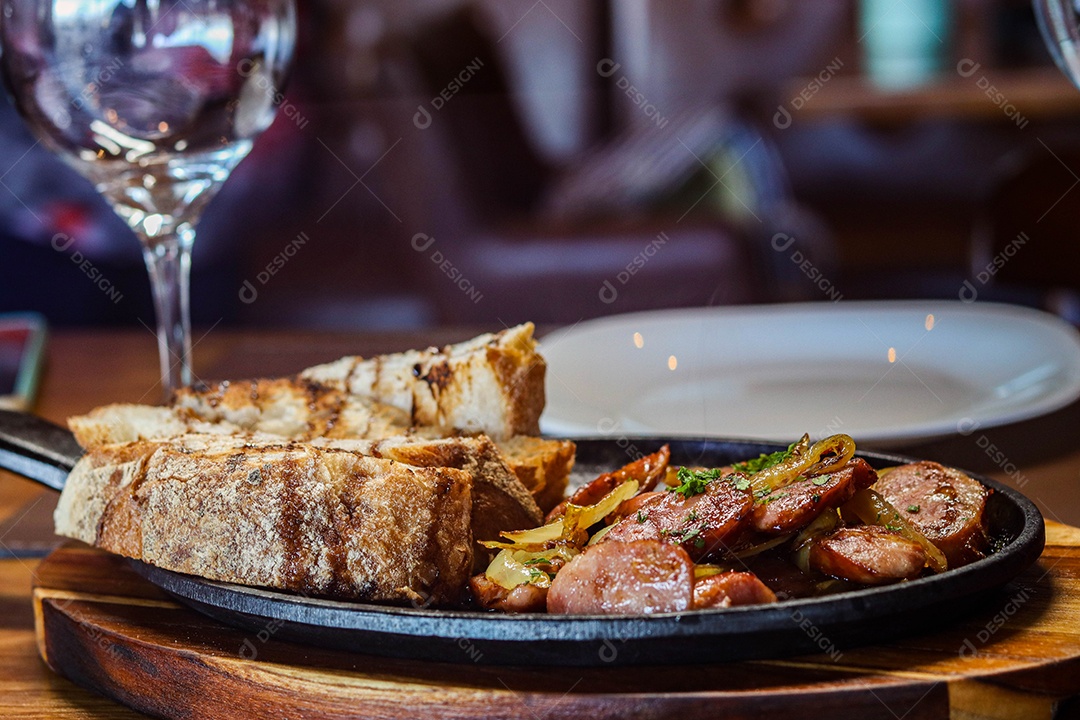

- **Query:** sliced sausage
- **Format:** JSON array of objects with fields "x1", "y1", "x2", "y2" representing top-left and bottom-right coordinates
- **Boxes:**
[
  {"x1": 469, "y1": 574, "x2": 548, "y2": 613},
  {"x1": 751, "y1": 458, "x2": 878, "y2": 535},
  {"x1": 602, "y1": 475, "x2": 753, "y2": 560},
  {"x1": 614, "y1": 491, "x2": 665, "y2": 521},
  {"x1": 809, "y1": 526, "x2": 927, "y2": 585},
  {"x1": 873, "y1": 461, "x2": 989, "y2": 566},
  {"x1": 693, "y1": 571, "x2": 778, "y2": 609},
  {"x1": 547, "y1": 539, "x2": 693, "y2": 614}
]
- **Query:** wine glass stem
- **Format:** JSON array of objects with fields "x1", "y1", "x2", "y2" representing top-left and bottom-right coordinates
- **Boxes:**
[{"x1": 141, "y1": 235, "x2": 193, "y2": 397}]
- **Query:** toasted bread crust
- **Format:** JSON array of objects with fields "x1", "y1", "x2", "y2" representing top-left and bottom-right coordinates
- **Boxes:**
[
  {"x1": 70, "y1": 386, "x2": 412, "y2": 450},
  {"x1": 496, "y1": 436, "x2": 577, "y2": 514},
  {"x1": 308, "y1": 435, "x2": 542, "y2": 536},
  {"x1": 56, "y1": 438, "x2": 474, "y2": 605},
  {"x1": 58, "y1": 325, "x2": 562, "y2": 605},
  {"x1": 300, "y1": 323, "x2": 545, "y2": 440}
]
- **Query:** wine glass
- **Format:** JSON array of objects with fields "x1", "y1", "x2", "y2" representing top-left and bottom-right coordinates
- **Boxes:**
[
  {"x1": 0, "y1": 0, "x2": 296, "y2": 396},
  {"x1": 1034, "y1": 0, "x2": 1080, "y2": 88}
]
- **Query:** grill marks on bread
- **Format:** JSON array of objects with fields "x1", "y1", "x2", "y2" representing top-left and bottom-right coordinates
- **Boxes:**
[
  {"x1": 301, "y1": 323, "x2": 545, "y2": 440},
  {"x1": 58, "y1": 325, "x2": 557, "y2": 606},
  {"x1": 172, "y1": 378, "x2": 412, "y2": 442},
  {"x1": 57, "y1": 439, "x2": 474, "y2": 605}
]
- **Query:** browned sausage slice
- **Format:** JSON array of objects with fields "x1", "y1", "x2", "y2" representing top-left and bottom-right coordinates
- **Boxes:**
[
  {"x1": 546, "y1": 540, "x2": 693, "y2": 614},
  {"x1": 614, "y1": 491, "x2": 665, "y2": 521},
  {"x1": 693, "y1": 572, "x2": 778, "y2": 609},
  {"x1": 545, "y1": 445, "x2": 671, "y2": 523},
  {"x1": 469, "y1": 574, "x2": 548, "y2": 613},
  {"x1": 602, "y1": 476, "x2": 753, "y2": 560},
  {"x1": 751, "y1": 458, "x2": 878, "y2": 535},
  {"x1": 809, "y1": 526, "x2": 927, "y2": 585},
  {"x1": 873, "y1": 461, "x2": 989, "y2": 566}
]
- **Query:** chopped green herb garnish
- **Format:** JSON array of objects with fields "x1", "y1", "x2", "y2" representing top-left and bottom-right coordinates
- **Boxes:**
[
  {"x1": 754, "y1": 487, "x2": 772, "y2": 499},
  {"x1": 811, "y1": 494, "x2": 821, "y2": 503},
  {"x1": 732, "y1": 442, "x2": 796, "y2": 474},
  {"x1": 885, "y1": 525, "x2": 901, "y2": 532},
  {"x1": 636, "y1": 510, "x2": 648, "y2": 524},
  {"x1": 732, "y1": 476, "x2": 751, "y2": 492},
  {"x1": 694, "y1": 537, "x2": 706, "y2": 549},
  {"x1": 811, "y1": 475, "x2": 832, "y2": 486},
  {"x1": 528, "y1": 569, "x2": 547, "y2": 582},
  {"x1": 686, "y1": 510, "x2": 699, "y2": 523},
  {"x1": 670, "y1": 467, "x2": 720, "y2": 498},
  {"x1": 906, "y1": 505, "x2": 920, "y2": 514},
  {"x1": 680, "y1": 526, "x2": 702, "y2": 545},
  {"x1": 523, "y1": 557, "x2": 549, "y2": 566}
]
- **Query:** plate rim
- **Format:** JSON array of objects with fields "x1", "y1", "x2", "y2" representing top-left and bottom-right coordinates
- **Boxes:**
[{"x1": 538, "y1": 301, "x2": 1080, "y2": 444}]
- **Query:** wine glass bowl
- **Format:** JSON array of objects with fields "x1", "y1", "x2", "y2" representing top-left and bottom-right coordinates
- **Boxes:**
[
  {"x1": 1, "y1": 0, "x2": 296, "y2": 394},
  {"x1": 1034, "y1": 0, "x2": 1080, "y2": 89}
]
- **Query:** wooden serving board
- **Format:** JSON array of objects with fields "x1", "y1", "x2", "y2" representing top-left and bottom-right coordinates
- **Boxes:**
[{"x1": 34, "y1": 525, "x2": 1080, "y2": 720}]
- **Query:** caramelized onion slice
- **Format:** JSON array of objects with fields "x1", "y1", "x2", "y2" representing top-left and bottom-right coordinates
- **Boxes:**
[
  {"x1": 733, "y1": 533, "x2": 794, "y2": 560},
  {"x1": 485, "y1": 546, "x2": 580, "y2": 590},
  {"x1": 482, "y1": 480, "x2": 640, "y2": 551},
  {"x1": 843, "y1": 488, "x2": 948, "y2": 573},
  {"x1": 792, "y1": 509, "x2": 842, "y2": 575},
  {"x1": 693, "y1": 564, "x2": 732, "y2": 580},
  {"x1": 748, "y1": 434, "x2": 857, "y2": 495}
]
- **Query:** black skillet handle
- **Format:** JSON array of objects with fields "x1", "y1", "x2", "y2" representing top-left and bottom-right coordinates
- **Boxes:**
[{"x1": 0, "y1": 410, "x2": 82, "y2": 492}]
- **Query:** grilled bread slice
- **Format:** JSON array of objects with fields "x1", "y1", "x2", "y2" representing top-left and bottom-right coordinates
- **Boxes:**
[
  {"x1": 300, "y1": 323, "x2": 545, "y2": 440},
  {"x1": 496, "y1": 436, "x2": 576, "y2": 514},
  {"x1": 55, "y1": 436, "x2": 474, "y2": 605},
  {"x1": 68, "y1": 397, "x2": 551, "y2": 531},
  {"x1": 171, "y1": 378, "x2": 413, "y2": 440},
  {"x1": 70, "y1": 382, "x2": 412, "y2": 450},
  {"x1": 307, "y1": 435, "x2": 543, "y2": 543},
  {"x1": 68, "y1": 404, "x2": 246, "y2": 449},
  {"x1": 59, "y1": 325, "x2": 558, "y2": 604}
]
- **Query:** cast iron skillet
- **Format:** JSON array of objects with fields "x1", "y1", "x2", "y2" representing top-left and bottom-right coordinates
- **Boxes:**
[{"x1": 0, "y1": 410, "x2": 1046, "y2": 666}]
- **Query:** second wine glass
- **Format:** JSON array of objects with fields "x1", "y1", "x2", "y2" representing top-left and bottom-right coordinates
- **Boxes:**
[
  {"x1": 1034, "y1": 0, "x2": 1080, "y2": 89},
  {"x1": 1, "y1": 0, "x2": 296, "y2": 395}
]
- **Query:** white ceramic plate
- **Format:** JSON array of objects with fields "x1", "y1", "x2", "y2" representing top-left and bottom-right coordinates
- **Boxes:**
[{"x1": 539, "y1": 301, "x2": 1080, "y2": 447}]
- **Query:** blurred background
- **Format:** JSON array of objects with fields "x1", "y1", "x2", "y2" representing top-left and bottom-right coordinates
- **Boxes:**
[{"x1": 2, "y1": 0, "x2": 1079, "y2": 330}]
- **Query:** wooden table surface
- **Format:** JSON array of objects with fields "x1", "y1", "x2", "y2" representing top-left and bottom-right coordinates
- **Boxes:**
[{"x1": 2, "y1": 327, "x2": 1079, "y2": 719}]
